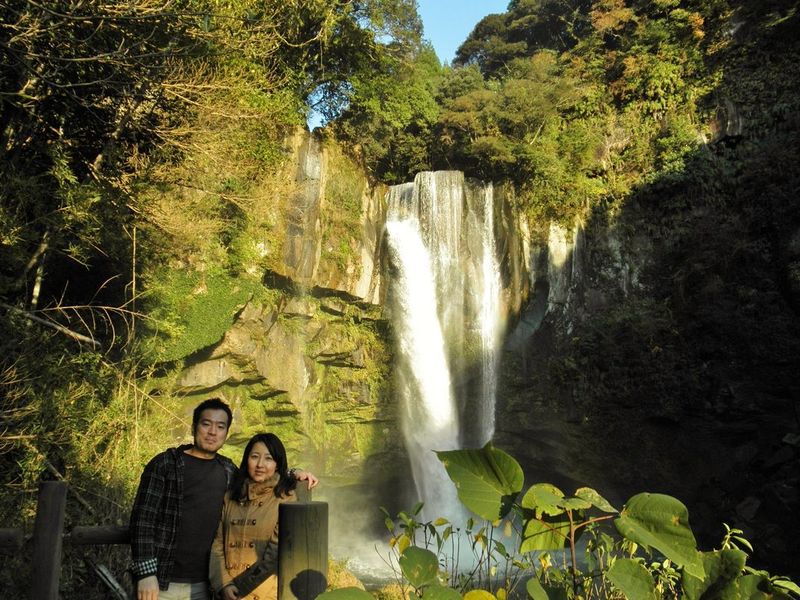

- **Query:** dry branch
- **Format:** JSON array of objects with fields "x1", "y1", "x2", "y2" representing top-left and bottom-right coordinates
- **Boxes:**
[{"x1": 1, "y1": 302, "x2": 101, "y2": 347}]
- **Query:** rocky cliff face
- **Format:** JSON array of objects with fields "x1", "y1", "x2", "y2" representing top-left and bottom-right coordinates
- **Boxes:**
[
  {"x1": 278, "y1": 133, "x2": 387, "y2": 303},
  {"x1": 163, "y1": 131, "x2": 395, "y2": 489},
  {"x1": 156, "y1": 131, "x2": 532, "y2": 537},
  {"x1": 145, "y1": 126, "x2": 800, "y2": 575},
  {"x1": 494, "y1": 203, "x2": 800, "y2": 577}
]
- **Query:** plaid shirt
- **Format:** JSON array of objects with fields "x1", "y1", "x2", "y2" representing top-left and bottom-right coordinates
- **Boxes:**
[{"x1": 129, "y1": 444, "x2": 236, "y2": 589}]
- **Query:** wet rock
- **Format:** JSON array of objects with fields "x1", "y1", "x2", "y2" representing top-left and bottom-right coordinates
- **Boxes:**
[
  {"x1": 783, "y1": 432, "x2": 800, "y2": 446},
  {"x1": 736, "y1": 496, "x2": 761, "y2": 521},
  {"x1": 764, "y1": 445, "x2": 795, "y2": 469},
  {"x1": 734, "y1": 442, "x2": 759, "y2": 465},
  {"x1": 763, "y1": 481, "x2": 798, "y2": 514},
  {"x1": 177, "y1": 357, "x2": 233, "y2": 390}
]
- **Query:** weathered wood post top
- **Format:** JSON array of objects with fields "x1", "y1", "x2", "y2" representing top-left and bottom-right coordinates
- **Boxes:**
[{"x1": 277, "y1": 487, "x2": 328, "y2": 600}]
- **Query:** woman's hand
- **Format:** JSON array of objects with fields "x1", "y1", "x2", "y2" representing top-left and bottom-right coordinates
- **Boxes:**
[
  {"x1": 294, "y1": 470, "x2": 319, "y2": 489},
  {"x1": 221, "y1": 584, "x2": 240, "y2": 600}
]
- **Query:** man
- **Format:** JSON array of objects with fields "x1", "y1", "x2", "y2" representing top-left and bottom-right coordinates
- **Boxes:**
[{"x1": 130, "y1": 398, "x2": 317, "y2": 600}]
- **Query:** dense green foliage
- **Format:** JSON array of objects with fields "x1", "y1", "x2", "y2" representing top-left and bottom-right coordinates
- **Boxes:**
[
  {"x1": 320, "y1": 445, "x2": 798, "y2": 600},
  {"x1": 0, "y1": 1, "x2": 414, "y2": 596}
]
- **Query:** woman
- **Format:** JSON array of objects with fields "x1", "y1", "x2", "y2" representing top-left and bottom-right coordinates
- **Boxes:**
[{"x1": 209, "y1": 433, "x2": 298, "y2": 600}]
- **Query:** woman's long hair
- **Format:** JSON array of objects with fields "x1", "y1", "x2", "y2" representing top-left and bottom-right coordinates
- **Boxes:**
[{"x1": 230, "y1": 432, "x2": 296, "y2": 501}]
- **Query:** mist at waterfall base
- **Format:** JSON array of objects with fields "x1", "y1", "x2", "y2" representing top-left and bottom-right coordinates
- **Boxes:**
[{"x1": 331, "y1": 172, "x2": 505, "y2": 583}]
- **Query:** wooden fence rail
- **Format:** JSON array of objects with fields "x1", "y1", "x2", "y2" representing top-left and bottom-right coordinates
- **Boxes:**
[{"x1": 1, "y1": 481, "x2": 328, "y2": 600}]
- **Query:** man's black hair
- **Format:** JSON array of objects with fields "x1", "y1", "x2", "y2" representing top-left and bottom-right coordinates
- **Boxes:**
[{"x1": 192, "y1": 397, "x2": 233, "y2": 433}]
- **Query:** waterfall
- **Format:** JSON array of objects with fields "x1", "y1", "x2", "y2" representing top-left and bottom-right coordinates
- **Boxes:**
[
  {"x1": 385, "y1": 172, "x2": 503, "y2": 522},
  {"x1": 478, "y1": 184, "x2": 501, "y2": 445},
  {"x1": 385, "y1": 220, "x2": 463, "y2": 521}
]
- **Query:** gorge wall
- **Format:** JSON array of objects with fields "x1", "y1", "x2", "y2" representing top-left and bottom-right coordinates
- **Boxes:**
[
  {"x1": 161, "y1": 131, "x2": 396, "y2": 493},
  {"x1": 148, "y1": 128, "x2": 799, "y2": 575},
  {"x1": 150, "y1": 130, "x2": 531, "y2": 546},
  {"x1": 495, "y1": 201, "x2": 800, "y2": 577}
]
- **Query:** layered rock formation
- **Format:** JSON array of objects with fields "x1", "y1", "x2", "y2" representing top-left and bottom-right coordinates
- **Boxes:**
[
  {"x1": 157, "y1": 131, "x2": 532, "y2": 538},
  {"x1": 494, "y1": 204, "x2": 800, "y2": 577}
]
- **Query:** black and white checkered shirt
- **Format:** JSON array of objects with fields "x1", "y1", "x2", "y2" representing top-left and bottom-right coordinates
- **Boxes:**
[{"x1": 129, "y1": 444, "x2": 236, "y2": 589}]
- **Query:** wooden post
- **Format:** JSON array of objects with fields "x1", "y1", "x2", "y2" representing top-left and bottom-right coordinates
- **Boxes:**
[
  {"x1": 278, "y1": 501, "x2": 328, "y2": 600},
  {"x1": 31, "y1": 481, "x2": 68, "y2": 600},
  {"x1": 295, "y1": 483, "x2": 311, "y2": 503}
]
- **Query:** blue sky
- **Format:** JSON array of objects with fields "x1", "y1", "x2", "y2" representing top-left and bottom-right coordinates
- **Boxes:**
[{"x1": 417, "y1": 0, "x2": 509, "y2": 65}]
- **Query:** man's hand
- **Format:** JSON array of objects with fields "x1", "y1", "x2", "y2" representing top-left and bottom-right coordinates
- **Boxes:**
[
  {"x1": 137, "y1": 575, "x2": 159, "y2": 600},
  {"x1": 294, "y1": 470, "x2": 319, "y2": 489},
  {"x1": 222, "y1": 584, "x2": 240, "y2": 600}
]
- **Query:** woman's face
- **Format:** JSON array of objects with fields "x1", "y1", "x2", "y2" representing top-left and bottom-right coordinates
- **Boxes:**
[{"x1": 247, "y1": 441, "x2": 277, "y2": 483}]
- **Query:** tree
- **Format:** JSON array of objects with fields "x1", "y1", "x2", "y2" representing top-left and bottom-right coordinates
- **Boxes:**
[
  {"x1": 274, "y1": 0, "x2": 424, "y2": 124},
  {"x1": 333, "y1": 42, "x2": 442, "y2": 182},
  {"x1": 0, "y1": 0, "x2": 303, "y2": 315},
  {"x1": 455, "y1": 0, "x2": 593, "y2": 77}
]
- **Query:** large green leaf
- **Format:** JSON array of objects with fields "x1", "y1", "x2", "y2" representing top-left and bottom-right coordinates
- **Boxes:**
[
  {"x1": 520, "y1": 484, "x2": 566, "y2": 517},
  {"x1": 464, "y1": 591, "x2": 497, "y2": 600},
  {"x1": 574, "y1": 487, "x2": 618, "y2": 513},
  {"x1": 525, "y1": 579, "x2": 568, "y2": 600},
  {"x1": 520, "y1": 515, "x2": 570, "y2": 552},
  {"x1": 614, "y1": 493, "x2": 703, "y2": 578},
  {"x1": 727, "y1": 574, "x2": 773, "y2": 600},
  {"x1": 559, "y1": 496, "x2": 592, "y2": 511},
  {"x1": 732, "y1": 573, "x2": 797, "y2": 600},
  {"x1": 683, "y1": 549, "x2": 746, "y2": 600},
  {"x1": 399, "y1": 546, "x2": 439, "y2": 588},
  {"x1": 773, "y1": 579, "x2": 800, "y2": 596},
  {"x1": 607, "y1": 558, "x2": 657, "y2": 600},
  {"x1": 316, "y1": 588, "x2": 375, "y2": 600},
  {"x1": 436, "y1": 443, "x2": 524, "y2": 521},
  {"x1": 526, "y1": 577, "x2": 549, "y2": 600},
  {"x1": 423, "y1": 585, "x2": 463, "y2": 600}
]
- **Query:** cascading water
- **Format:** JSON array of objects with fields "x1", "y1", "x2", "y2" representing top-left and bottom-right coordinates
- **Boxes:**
[
  {"x1": 478, "y1": 184, "x2": 501, "y2": 446},
  {"x1": 385, "y1": 172, "x2": 503, "y2": 522},
  {"x1": 385, "y1": 219, "x2": 463, "y2": 521}
]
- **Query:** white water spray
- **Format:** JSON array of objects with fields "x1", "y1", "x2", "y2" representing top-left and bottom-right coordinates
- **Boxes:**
[
  {"x1": 385, "y1": 219, "x2": 463, "y2": 521},
  {"x1": 385, "y1": 172, "x2": 503, "y2": 523},
  {"x1": 478, "y1": 184, "x2": 502, "y2": 445}
]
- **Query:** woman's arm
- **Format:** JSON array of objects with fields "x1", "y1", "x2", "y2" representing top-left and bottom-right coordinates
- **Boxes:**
[
  {"x1": 229, "y1": 496, "x2": 291, "y2": 597},
  {"x1": 209, "y1": 499, "x2": 234, "y2": 594}
]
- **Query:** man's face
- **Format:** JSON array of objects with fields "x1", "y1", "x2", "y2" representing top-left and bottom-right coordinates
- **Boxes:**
[{"x1": 193, "y1": 408, "x2": 229, "y2": 455}]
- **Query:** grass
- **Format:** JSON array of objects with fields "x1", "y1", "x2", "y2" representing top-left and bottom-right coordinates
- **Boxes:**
[{"x1": 141, "y1": 266, "x2": 263, "y2": 362}]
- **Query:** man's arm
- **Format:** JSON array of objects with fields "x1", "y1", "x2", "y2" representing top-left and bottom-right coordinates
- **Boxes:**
[
  {"x1": 129, "y1": 456, "x2": 166, "y2": 594},
  {"x1": 290, "y1": 469, "x2": 319, "y2": 489}
]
